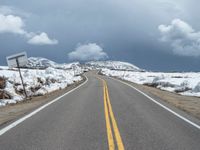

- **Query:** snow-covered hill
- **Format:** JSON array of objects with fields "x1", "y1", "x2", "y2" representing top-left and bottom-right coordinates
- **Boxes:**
[
  {"x1": 26, "y1": 57, "x2": 80, "y2": 70},
  {"x1": 26, "y1": 57, "x2": 58, "y2": 69},
  {"x1": 26, "y1": 58, "x2": 143, "y2": 72},
  {"x1": 86, "y1": 61, "x2": 144, "y2": 71}
]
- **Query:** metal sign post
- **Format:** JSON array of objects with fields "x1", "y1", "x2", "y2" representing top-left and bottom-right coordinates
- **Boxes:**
[
  {"x1": 72, "y1": 64, "x2": 76, "y2": 76},
  {"x1": 6, "y1": 52, "x2": 28, "y2": 99},
  {"x1": 16, "y1": 58, "x2": 28, "y2": 99}
]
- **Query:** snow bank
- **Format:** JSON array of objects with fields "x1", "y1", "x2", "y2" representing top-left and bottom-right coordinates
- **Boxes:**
[
  {"x1": 101, "y1": 69, "x2": 200, "y2": 97},
  {"x1": 0, "y1": 67, "x2": 82, "y2": 106}
]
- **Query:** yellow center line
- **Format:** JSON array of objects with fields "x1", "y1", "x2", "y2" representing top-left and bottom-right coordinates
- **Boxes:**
[
  {"x1": 97, "y1": 76, "x2": 125, "y2": 150},
  {"x1": 105, "y1": 83, "x2": 125, "y2": 150},
  {"x1": 103, "y1": 84, "x2": 115, "y2": 150}
]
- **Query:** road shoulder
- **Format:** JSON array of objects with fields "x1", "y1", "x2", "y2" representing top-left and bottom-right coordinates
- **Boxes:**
[
  {"x1": 0, "y1": 76, "x2": 86, "y2": 128},
  {"x1": 103, "y1": 75, "x2": 200, "y2": 122}
]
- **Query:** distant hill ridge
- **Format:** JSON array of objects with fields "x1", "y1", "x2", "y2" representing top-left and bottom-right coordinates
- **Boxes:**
[
  {"x1": 26, "y1": 57, "x2": 144, "y2": 71},
  {"x1": 86, "y1": 61, "x2": 144, "y2": 71},
  {"x1": 26, "y1": 57, "x2": 80, "y2": 69}
]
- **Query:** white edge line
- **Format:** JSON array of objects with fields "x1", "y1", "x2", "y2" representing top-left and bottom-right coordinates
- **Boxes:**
[
  {"x1": 0, "y1": 75, "x2": 88, "y2": 136},
  {"x1": 106, "y1": 76, "x2": 200, "y2": 130}
]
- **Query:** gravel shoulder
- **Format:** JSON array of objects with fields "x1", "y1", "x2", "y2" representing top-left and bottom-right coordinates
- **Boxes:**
[
  {"x1": 0, "y1": 76, "x2": 86, "y2": 128},
  {"x1": 114, "y1": 77, "x2": 200, "y2": 120}
]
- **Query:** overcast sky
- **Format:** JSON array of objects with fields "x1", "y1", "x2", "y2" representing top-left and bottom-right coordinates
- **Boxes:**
[{"x1": 0, "y1": 0, "x2": 200, "y2": 71}]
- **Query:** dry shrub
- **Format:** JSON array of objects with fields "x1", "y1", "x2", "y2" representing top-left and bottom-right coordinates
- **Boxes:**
[
  {"x1": 0, "y1": 90, "x2": 11, "y2": 99},
  {"x1": 0, "y1": 76, "x2": 6, "y2": 89}
]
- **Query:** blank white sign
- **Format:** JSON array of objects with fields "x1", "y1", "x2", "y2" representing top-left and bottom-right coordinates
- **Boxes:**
[{"x1": 6, "y1": 52, "x2": 28, "y2": 68}]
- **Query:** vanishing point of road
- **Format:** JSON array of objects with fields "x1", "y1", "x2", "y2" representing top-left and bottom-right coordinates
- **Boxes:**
[{"x1": 0, "y1": 71, "x2": 200, "y2": 150}]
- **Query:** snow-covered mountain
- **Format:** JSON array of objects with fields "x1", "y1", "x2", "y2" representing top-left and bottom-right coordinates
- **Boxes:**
[
  {"x1": 26, "y1": 57, "x2": 58, "y2": 69},
  {"x1": 86, "y1": 61, "x2": 144, "y2": 71},
  {"x1": 26, "y1": 58, "x2": 143, "y2": 72},
  {"x1": 26, "y1": 57, "x2": 80, "y2": 69}
]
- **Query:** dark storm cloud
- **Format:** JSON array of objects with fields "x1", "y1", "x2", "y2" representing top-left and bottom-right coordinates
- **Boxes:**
[{"x1": 0, "y1": 0, "x2": 200, "y2": 71}]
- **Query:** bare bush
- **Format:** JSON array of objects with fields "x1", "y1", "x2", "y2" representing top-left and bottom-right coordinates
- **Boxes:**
[{"x1": 0, "y1": 76, "x2": 6, "y2": 89}]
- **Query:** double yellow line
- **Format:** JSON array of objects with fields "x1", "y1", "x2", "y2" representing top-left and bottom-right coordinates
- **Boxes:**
[{"x1": 98, "y1": 77, "x2": 125, "y2": 150}]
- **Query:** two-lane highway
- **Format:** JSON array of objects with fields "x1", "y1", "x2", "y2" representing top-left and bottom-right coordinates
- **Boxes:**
[{"x1": 0, "y1": 71, "x2": 200, "y2": 150}]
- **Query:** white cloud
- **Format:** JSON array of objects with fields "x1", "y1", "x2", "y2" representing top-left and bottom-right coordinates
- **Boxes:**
[
  {"x1": 28, "y1": 32, "x2": 58, "y2": 45},
  {"x1": 158, "y1": 19, "x2": 200, "y2": 57},
  {"x1": 0, "y1": 14, "x2": 26, "y2": 34},
  {"x1": 0, "y1": 6, "x2": 58, "y2": 45},
  {"x1": 68, "y1": 43, "x2": 108, "y2": 61}
]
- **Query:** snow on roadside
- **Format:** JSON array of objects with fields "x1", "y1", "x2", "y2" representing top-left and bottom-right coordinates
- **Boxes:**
[
  {"x1": 101, "y1": 68, "x2": 200, "y2": 97},
  {"x1": 0, "y1": 67, "x2": 82, "y2": 107}
]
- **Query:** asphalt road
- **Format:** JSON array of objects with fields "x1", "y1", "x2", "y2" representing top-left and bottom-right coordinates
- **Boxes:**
[{"x1": 0, "y1": 71, "x2": 200, "y2": 150}]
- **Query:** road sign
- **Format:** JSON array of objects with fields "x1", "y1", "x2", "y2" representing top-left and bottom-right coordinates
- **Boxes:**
[
  {"x1": 6, "y1": 52, "x2": 28, "y2": 99},
  {"x1": 6, "y1": 52, "x2": 28, "y2": 68}
]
